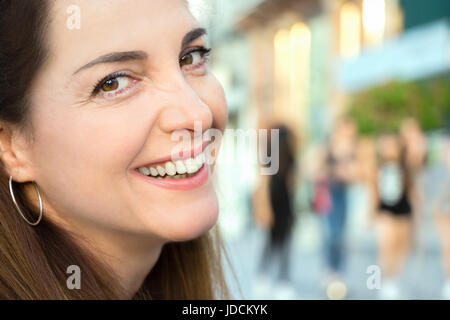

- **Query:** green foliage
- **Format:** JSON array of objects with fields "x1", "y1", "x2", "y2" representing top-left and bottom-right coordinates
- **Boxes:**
[{"x1": 347, "y1": 76, "x2": 450, "y2": 135}]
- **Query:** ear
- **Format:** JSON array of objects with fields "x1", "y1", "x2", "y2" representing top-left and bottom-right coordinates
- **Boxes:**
[{"x1": 0, "y1": 123, "x2": 35, "y2": 183}]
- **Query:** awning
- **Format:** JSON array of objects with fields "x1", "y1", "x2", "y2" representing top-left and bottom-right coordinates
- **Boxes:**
[
  {"x1": 235, "y1": 0, "x2": 321, "y2": 32},
  {"x1": 338, "y1": 19, "x2": 450, "y2": 92}
]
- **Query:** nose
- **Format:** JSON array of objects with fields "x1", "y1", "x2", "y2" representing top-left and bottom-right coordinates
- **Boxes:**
[{"x1": 157, "y1": 77, "x2": 213, "y2": 135}]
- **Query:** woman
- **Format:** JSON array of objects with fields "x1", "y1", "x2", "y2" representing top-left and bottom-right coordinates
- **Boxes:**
[
  {"x1": 400, "y1": 118, "x2": 427, "y2": 231},
  {"x1": 432, "y1": 134, "x2": 450, "y2": 299},
  {"x1": 0, "y1": 0, "x2": 229, "y2": 299},
  {"x1": 252, "y1": 124, "x2": 298, "y2": 299},
  {"x1": 321, "y1": 117, "x2": 358, "y2": 299},
  {"x1": 374, "y1": 134, "x2": 415, "y2": 299},
  {"x1": 256, "y1": 125, "x2": 296, "y2": 274}
]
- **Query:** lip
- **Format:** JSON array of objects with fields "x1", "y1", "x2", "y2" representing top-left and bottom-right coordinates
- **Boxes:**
[
  {"x1": 133, "y1": 140, "x2": 211, "y2": 170},
  {"x1": 131, "y1": 163, "x2": 209, "y2": 190}
]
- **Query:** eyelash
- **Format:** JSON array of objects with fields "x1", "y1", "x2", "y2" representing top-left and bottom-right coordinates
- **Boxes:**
[
  {"x1": 90, "y1": 46, "x2": 212, "y2": 98},
  {"x1": 91, "y1": 71, "x2": 130, "y2": 96},
  {"x1": 179, "y1": 46, "x2": 212, "y2": 69}
]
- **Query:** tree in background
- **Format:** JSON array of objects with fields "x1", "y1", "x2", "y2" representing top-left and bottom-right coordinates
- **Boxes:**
[{"x1": 348, "y1": 77, "x2": 450, "y2": 135}]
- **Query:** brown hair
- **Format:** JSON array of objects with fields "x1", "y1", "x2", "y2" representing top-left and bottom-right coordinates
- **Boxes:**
[{"x1": 0, "y1": 0, "x2": 230, "y2": 299}]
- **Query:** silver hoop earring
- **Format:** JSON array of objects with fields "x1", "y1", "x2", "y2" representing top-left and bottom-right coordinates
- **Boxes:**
[{"x1": 9, "y1": 176, "x2": 43, "y2": 226}]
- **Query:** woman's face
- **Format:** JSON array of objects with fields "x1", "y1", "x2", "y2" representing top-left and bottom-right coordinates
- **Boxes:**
[
  {"x1": 23, "y1": 0, "x2": 228, "y2": 242},
  {"x1": 379, "y1": 135, "x2": 401, "y2": 161}
]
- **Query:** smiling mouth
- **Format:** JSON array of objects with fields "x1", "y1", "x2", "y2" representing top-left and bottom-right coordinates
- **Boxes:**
[{"x1": 136, "y1": 150, "x2": 206, "y2": 180}]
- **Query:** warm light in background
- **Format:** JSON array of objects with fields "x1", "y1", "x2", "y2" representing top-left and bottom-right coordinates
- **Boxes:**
[
  {"x1": 290, "y1": 22, "x2": 311, "y2": 49},
  {"x1": 274, "y1": 29, "x2": 291, "y2": 122},
  {"x1": 340, "y1": 2, "x2": 361, "y2": 59},
  {"x1": 273, "y1": 22, "x2": 311, "y2": 131},
  {"x1": 290, "y1": 22, "x2": 311, "y2": 130},
  {"x1": 362, "y1": 0, "x2": 386, "y2": 47}
]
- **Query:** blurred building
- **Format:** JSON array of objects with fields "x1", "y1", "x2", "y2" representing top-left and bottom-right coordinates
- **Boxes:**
[{"x1": 199, "y1": 0, "x2": 449, "y2": 144}]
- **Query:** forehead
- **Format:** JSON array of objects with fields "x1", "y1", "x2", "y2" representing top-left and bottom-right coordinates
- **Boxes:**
[{"x1": 47, "y1": 0, "x2": 196, "y2": 69}]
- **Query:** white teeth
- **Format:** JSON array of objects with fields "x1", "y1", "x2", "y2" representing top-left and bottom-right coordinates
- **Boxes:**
[
  {"x1": 156, "y1": 165, "x2": 166, "y2": 177},
  {"x1": 138, "y1": 167, "x2": 150, "y2": 176},
  {"x1": 175, "y1": 160, "x2": 187, "y2": 174},
  {"x1": 149, "y1": 167, "x2": 158, "y2": 177},
  {"x1": 185, "y1": 158, "x2": 198, "y2": 174},
  {"x1": 195, "y1": 153, "x2": 205, "y2": 166},
  {"x1": 165, "y1": 161, "x2": 176, "y2": 176},
  {"x1": 138, "y1": 152, "x2": 206, "y2": 178}
]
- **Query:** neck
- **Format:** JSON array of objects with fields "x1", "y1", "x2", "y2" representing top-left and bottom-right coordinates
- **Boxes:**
[{"x1": 97, "y1": 231, "x2": 165, "y2": 298}]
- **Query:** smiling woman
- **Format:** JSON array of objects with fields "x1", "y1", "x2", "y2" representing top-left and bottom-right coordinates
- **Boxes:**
[{"x1": 0, "y1": 0, "x2": 230, "y2": 299}]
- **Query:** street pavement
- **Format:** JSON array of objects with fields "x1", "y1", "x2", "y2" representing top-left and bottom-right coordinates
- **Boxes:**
[{"x1": 220, "y1": 165, "x2": 448, "y2": 300}]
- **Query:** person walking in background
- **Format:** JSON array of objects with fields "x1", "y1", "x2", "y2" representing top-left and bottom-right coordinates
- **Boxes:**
[
  {"x1": 321, "y1": 117, "x2": 359, "y2": 299},
  {"x1": 400, "y1": 118, "x2": 427, "y2": 233},
  {"x1": 373, "y1": 133, "x2": 417, "y2": 299},
  {"x1": 432, "y1": 132, "x2": 450, "y2": 299},
  {"x1": 252, "y1": 124, "x2": 298, "y2": 299},
  {"x1": 400, "y1": 118, "x2": 427, "y2": 175}
]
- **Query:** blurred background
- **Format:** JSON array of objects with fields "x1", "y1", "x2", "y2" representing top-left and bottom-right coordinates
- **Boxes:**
[{"x1": 189, "y1": 0, "x2": 450, "y2": 299}]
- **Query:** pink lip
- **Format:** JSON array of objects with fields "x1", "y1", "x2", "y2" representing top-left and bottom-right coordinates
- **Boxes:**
[
  {"x1": 134, "y1": 141, "x2": 211, "y2": 170},
  {"x1": 131, "y1": 163, "x2": 209, "y2": 190}
]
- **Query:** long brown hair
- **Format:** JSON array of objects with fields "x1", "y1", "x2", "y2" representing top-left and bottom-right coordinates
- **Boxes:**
[{"x1": 0, "y1": 0, "x2": 230, "y2": 299}]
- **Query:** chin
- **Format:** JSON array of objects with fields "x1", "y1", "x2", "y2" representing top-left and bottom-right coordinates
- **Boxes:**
[{"x1": 155, "y1": 191, "x2": 219, "y2": 242}]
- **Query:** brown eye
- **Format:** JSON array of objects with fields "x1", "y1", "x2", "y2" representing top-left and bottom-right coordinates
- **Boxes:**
[
  {"x1": 179, "y1": 48, "x2": 211, "y2": 70},
  {"x1": 102, "y1": 79, "x2": 119, "y2": 92},
  {"x1": 180, "y1": 54, "x2": 194, "y2": 67},
  {"x1": 92, "y1": 73, "x2": 136, "y2": 99}
]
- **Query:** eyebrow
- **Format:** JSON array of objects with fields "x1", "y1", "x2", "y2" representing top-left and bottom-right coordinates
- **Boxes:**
[
  {"x1": 73, "y1": 51, "x2": 147, "y2": 75},
  {"x1": 181, "y1": 27, "x2": 207, "y2": 48},
  {"x1": 73, "y1": 27, "x2": 207, "y2": 75}
]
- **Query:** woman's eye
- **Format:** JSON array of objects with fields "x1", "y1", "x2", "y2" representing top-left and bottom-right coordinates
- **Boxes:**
[
  {"x1": 100, "y1": 76, "x2": 130, "y2": 93},
  {"x1": 92, "y1": 73, "x2": 137, "y2": 99},
  {"x1": 179, "y1": 48, "x2": 211, "y2": 69}
]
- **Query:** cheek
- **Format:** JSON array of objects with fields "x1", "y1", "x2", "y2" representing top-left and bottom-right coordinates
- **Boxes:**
[
  {"x1": 37, "y1": 108, "x2": 148, "y2": 173},
  {"x1": 29, "y1": 105, "x2": 153, "y2": 224}
]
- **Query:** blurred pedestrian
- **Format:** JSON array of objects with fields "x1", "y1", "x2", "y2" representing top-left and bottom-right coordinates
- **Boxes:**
[
  {"x1": 321, "y1": 117, "x2": 359, "y2": 299},
  {"x1": 400, "y1": 118, "x2": 427, "y2": 230},
  {"x1": 373, "y1": 133, "x2": 417, "y2": 299},
  {"x1": 401, "y1": 118, "x2": 427, "y2": 175},
  {"x1": 252, "y1": 124, "x2": 298, "y2": 298},
  {"x1": 432, "y1": 133, "x2": 450, "y2": 299}
]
